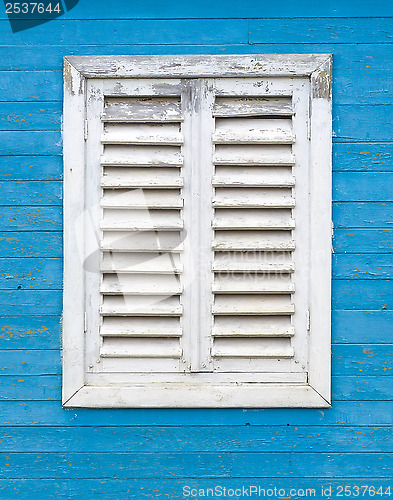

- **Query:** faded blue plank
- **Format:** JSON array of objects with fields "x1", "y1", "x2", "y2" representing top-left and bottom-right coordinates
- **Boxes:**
[
  {"x1": 334, "y1": 105, "x2": 393, "y2": 141},
  {"x1": 333, "y1": 143, "x2": 393, "y2": 172},
  {"x1": 0, "y1": 452, "x2": 231, "y2": 479},
  {"x1": 0, "y1": 258, "x2": 62, "y2": 290},
  {"x1": 2, "y1": 345, "x2": 391, "y2": 376},
  {"x1": 332, "y1": 375, "x2": 393, "y2": 401},
  {"x1": 0, "y1": 20, "x2": 249, "y2": 46},
  {"x1": 332, "y1": 280, "x2": 393, "y2": 310},
  {"x1": 0, "y1": 350, "x2": 60, "y2": 375},
  {"x1": 249, "y1": 18, "x2": 393, "y2": 44},
  {"x1": 0, "y1": 424, "x2": 392, "y2": 452},
  {"x1": 0, "y1": 156, "x2": 63, "y2": 181},
  {"x1": 332, "y1": 311, "x2": 393, "y2": 344},
  {"x1": 333, "y1": 202, "x2": 393, "y2": 228},
  {"x1": 1, "y1": 479, "x2": 392, "y2": 500},
  {"x1": 0, "y1": 43, "x2": 392, "y2": 72},
  {"x1": 0, "y1": 72, "x2": 61, "y2": 102},
  {"x1": 333, "y1": 229, "x2": 393, "y2": 253},
  {"x1": 0, "y1": 375, "x2": 61, "y2": 401},
  {"x1": 1, "y1": 401, "x2": 392, "y2": 426},
  {"x1": 0, "y1": 131, "x2": 61, "y2": 155},
  {"x1": 333, "y1": 172, "x2": 393, "y2": 201},
  {"x1": 0, "y1": 451, "x2": 390, "y2": 479},
  {"x1": 0, "y1": 181, "x2": 62, "y2": 205},
  {"x1": 0, "y1": 103, "x2": 61, "y2": 131},
  {"x1": 231, "y1": 452, "x2": 393, "y2": 477},
  {"x1": 332, "y1": 344, "x2": 393, "y2": 375},
  {"x1": 333, "y1": 254, "x2": 393, "y2": 279},
  {"x1": 0, "y1": 207, "x2": 62, "y2": 231},
  {"x1": 0, "y1": 316, "x2": 61, "y2": 349},
  {"x1": 0, "y1": 290, "x2": 62, "y2": 316},
  {"x1": 0, "y1": 0, "x2": 391, "y2": 19},
  {"x1": 0, "y1": 232, "x2": 62, "y2": 257},
  {"x1": 2, "y1": 375, "x2": 391, "y2": 402}
]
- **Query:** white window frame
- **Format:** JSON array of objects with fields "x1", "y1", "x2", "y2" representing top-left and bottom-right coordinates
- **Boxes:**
[{"x1": 63, "y1": 55, "x2": 332, "y2": 408}]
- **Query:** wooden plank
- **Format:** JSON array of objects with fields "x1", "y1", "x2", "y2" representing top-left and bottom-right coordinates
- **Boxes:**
[
  {"x1": 212, "y1": 341, "x2": 294, "y2": 358},
  {"x1": 1, "y1": 479, "x2": 392, "y2": 500},
  {"x1": 333, "y1": 202, "x2": 393, "y2": 228},
  {"x1": 101, "y1": 252, "x2": 182, "y2": 274},
  {"x1": 334, "y1": 172, "x2": 393, "y2": 201},
  {"x1": 213, "y1": 209, "x2": 295, "y2": 230},
  {"x1": 0, "y1": 375, "x2": 61, "y2": 401},
  {"x1": 100, "y1": 296, "x2": 182, "y2": 316},
  {"x1": 213, "y1": 99, "x2": 293, "y2": 118},
  {"x1": 101, "y1": 189, "x2": 182, "y2": 209},
  {"x1": 213, "y1": 230, "x2": 295, "y2": 251},
  {"x1": 333, "y1": 229, "x2": 393, "y2": 254},
  {"x1": 332, "y1": 375, "x2": 393, "y2": 401},
  {"x1": 0, "y1": 350, "x2": 60, "y2": 375},
  {"x1": 0, "y1": 425, "x2": 391, "y2": 452},
  {"x1": 0, "y1": 291, "x2": 62, "y2": 316},
  {"x1": 100, "y1": 273, "x2": 182, "y2": 295},
  {"x1": 102, "y1": 97, "x2": 182, "y2": 123},
  {"x1": 102, "y1": 123, "x2": 183, "y2": 145},
  {"x1": 335, "y1": 105, "x2": 393, "y2": 142},
  {"x1": 333, "y1": 254, "x2": 393, "y2": 279},
  {"x1": 231, "y1": 452, "x2": 393, "y2": 477},
  {"x1": 332, "y1": 344, "x2": 393, "y2": 375},
  {"x1": 101, "y1": 231, "x2": 183, "y2": 252},
  {"x1": 0, "y1": 451, "x2": 230, "y2": 479},
  {"x1": 1, "y1": 0, "x2": 392, "y2": 19},
  {"x1": 0, "y1": 131, "x2": 61, "y2": 155},
  {"x1": 101, "y1": 145, "x2": 183, "y2": 166},
  {"x1": 0, "y1": 400, "x2": 392, "y2": 426},
  {"x1": 101, "y1": 317, "x2": 182, "y2": 338},
  {"x1": 249, "y1": 18, "x2": 393, "y2": 43},
  {"x1": 333, "y1": 143, "x2": 393, "y2": 172},
  {"x1": 214, "y1": 145, "x2": 295, "y2": 165},
  {"x1": 212, "y1": 295, "x2": 295, "y2": 315},
  {"x1": 0, "y1": 181, "x2": 62, "y2": 206},
  {"x1": 0, "y1": 156, "x2": 63, "y2": 181},
  {"x1": 0, "y1": 316, "x2": 61, "y2": 349},
  {"x1": 0, "y1": 71, "x2": 61, "y2": 101},
  {"x1": 0, "y1": 232, "x2": 62, "y2": 258},
  {"x1": 0, "y1": 207, "x2": 62, "y2": 231},
  {"x1": 0, "y1": 102, "x2": 61, "y2": 130},
  {"x1": 213, "y1": 187, "x2": 295, "y2": 208},
  {"x1": 213, "y1": 274, "x2": 294, "y2": 294},
  {"x1": 332, "y1": 280, "x2": 393, "y2": 310},
  {"x1": 100, "y1": 338, "x2": 182, "y2": 358},
  {"x1": 0, "y1": 258, "x2": 62, "y2": 290},
  {"x1": 102, "y1": 167, "x2": 183, "y2": 188},
  {"x1": 213, "y1": 316, "x2": 294, "y2": 337},
  {"x1": 213, "y1": 166, "x2": 295, "y2": 187},
  {"x1": 332, "y1": 311, "x2": 393, "y2": 344}
]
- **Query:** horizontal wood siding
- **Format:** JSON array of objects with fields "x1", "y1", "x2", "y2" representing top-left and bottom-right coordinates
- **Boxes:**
[{"x1": 0, "y1": 5, "x2": 392, "y2": 497}]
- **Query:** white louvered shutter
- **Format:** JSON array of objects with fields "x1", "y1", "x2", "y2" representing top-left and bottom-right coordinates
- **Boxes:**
[{"x1": 63, "y1": 55, "x2": 332, "y2": 407}]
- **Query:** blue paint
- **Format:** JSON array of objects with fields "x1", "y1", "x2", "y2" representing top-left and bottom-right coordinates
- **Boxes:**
[{"x1": 0, "y1": 3, "x2": 392, "y2": 496}]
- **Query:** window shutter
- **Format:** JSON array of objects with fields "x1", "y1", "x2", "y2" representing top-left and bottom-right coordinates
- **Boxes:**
[{"x1": 63, "y1": 55, "x2": 332, "y2": 408}]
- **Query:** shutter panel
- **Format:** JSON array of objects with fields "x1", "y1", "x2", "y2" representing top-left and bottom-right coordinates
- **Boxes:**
[
  {"x1": 97, "y1": 89, "x2": 186, "y2": 373},
  {"x1": 64, "y1": 55, "x2": 331, "y2": 408},
  {"x1": 210, "y1": 81, "x2": 309, "y2": 374}
]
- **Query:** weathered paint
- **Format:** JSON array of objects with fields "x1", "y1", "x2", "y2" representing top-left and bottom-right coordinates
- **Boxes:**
[{"x1": 0, "y1": 1, "x2": 392, "y2": 497}]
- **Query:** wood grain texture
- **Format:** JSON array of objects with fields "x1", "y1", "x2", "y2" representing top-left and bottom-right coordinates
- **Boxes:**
[
  {"x1": 0, "y1": 156, "x2": 63, "y2": 181},
  {"x1": 0, "y1": 316, "x2": 61, "y2": 348},
  {"x1": 332, "y1": 280, "x2": 393, "y2": 310},
  {"x1": 0, "y1": 232, "x2": 62, "y2": 257},
  {"x1": 1, "y1": 479, "x2": 392, "y2": 500},
  {"x1": 0, "y1": 401, "x2": 392, "y2": 426},
  {"x1": 333, "y1": 229, "x2": 393, "y2": 253},
  {"x1": 332, "y1": 311, "x2": 393, "y2": 343},
  {"x1": 0, "y1": 425, "x2": 391, "y2": 452},
  {"x1": 0, "y1": 207, "x2": 62, "y2": 231},
  {"x1": 333, "y1": 254, "x2": 393, "y2": 279},
  {"x1": 333, "y1": 203, "x2": 393, "y2": 228},
  {"x1": 0, "y1": 258, "x2": 62, "y2": 290},
  {"x1": 0, "y1": 182, "x2": 62, "y2": 205},
  {"x1": 0, "y1": 0, "x2": 392, "y2": 18}
]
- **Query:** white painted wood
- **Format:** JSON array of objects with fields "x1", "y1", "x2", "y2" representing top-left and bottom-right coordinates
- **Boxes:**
[
  {"x1": 62, "y1": 59, "x2": 87, "y2": 405},
  {"x1": 213, "y1": 97, "x2": 293, "y2": 117},
  {"x1": 63, "y1": 54, "x2": 332, "y2": 408},
  {"x1": 213, "y1": 118, "x2": 294, "y2": 144},
  {"x1": 65, "y1": 54, "x2": 331, "y2": 79}
]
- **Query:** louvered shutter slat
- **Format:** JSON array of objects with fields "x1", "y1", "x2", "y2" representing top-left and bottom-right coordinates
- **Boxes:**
[
  {"x1": 99, "y1": 89, "x2": 184, "y2": 369},
  {"x1": 211, "y1": 91, "x2": 297, "y2": 372}
]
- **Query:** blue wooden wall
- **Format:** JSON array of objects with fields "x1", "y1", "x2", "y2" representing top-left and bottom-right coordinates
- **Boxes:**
[{"x1": 0, "y1": 1, "x2": 392, "y2": 497}]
